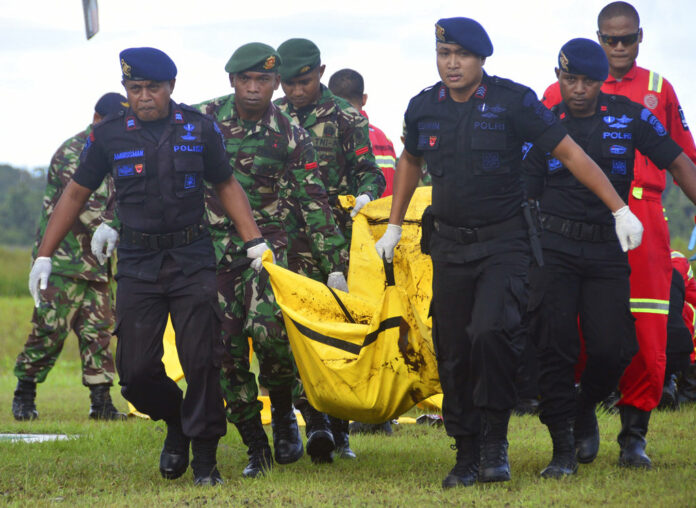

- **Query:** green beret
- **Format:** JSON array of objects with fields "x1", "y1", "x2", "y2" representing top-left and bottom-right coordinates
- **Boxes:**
[
  {"x1": 225, "y1": 42, "x2": 281, "y2": 74},
  {"x1": 277, "y1": 38, "x2": 321, "y2": 81}
]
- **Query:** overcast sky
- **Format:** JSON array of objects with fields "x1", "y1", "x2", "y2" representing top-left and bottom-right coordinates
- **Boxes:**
[{"x1": 2, "y1": 0, "x2": 695, "y2": 169}]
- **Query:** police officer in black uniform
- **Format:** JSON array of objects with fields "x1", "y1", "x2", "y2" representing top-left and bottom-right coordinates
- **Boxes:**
[
  {"x1": 28, "y1": 47, "x2": 269, "y2": 487},
  {"x1": 375, "y1": 18, "x2": 643, "y2": 489},
  {"x1": 523, "y1": 38, "x2": 696, "y2": 477}
]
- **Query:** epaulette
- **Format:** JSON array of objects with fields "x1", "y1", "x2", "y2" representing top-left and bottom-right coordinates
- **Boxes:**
[
  {"x1": 179, "y1": 103, "x2": 207, "y2": 117},
  {"x1": 608, "y1": 94, "x2": 632, "y2": 105},
  {"x1": 490, "y1": 75, "x2": 529, "y2": 94},
  {"x1": 415, "y1": 82, "x2": 440, "y2": 97},
  {"x1": 98, "y1": 109, "x2": 126, "y2": 125}
]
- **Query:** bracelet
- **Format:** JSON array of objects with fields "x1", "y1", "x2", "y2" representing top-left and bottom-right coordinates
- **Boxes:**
[{"x1": 243, "y1": 237, "x2": 265, "y2": 250}]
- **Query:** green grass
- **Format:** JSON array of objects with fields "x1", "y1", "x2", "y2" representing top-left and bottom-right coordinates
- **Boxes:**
[
  {"x1": 0, "y1": 246, "x2": 31, "y2": 298},
  {"x1": 2, "y1": 299, "x2": 696, "y2": 506}
]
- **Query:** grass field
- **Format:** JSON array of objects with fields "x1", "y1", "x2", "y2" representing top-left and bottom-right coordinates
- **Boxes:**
[{"x1": 1, "y1": 299, "x2": 695, "y2": 506}]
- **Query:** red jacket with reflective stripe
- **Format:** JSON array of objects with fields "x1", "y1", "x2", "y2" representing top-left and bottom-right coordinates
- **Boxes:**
[
  {"x1": 361, "y1": 110, "x2": 396, "y2": 197},
  {"x1": 541, "y1": 62, "x2": 696, "y2": 194}
]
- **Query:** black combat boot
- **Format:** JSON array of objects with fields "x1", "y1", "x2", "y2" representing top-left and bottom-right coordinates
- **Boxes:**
[
  {"x1": 575, "y1": 392, "x2": 600, "y2": 464},
  {"x1": 329, "y1": 416, "x2": 356, "y2": 459},
  {"x1": 677, "y1": 364, "x2": 696, "y2": 404},
  {"x1": 191, "y1": 437, "x2": 223, "y2": 486},
  {"x1": 297, "y1": 401, "x2": 335, "y2": 464},
  {"x1": 541, "y1": 421, "x2": 578, "y2": 479},
  {"x1": 657, "y1": 374, "x2": 679, "y2": 411},
  {"x1": 348, "y1": 420, "x2": 393, "y2": 435},
  {"x1": 478, "y1": 409, "x2": 511, "y2": 483},
  {"x1": 269, "y1": 388, "x2": 304, "y2": 464},
  {"x1": 441, "y1": 435, "x2": 479, "y2": 489},
  {"x1": 88, "y1": 384, "x2": 127, "y2": 421},
  {"x1": 159, "y1": 418, "x2": 190, "y2": 480},
  {"x1": 12, "y1": 379, "x2": 38, "y2": 421},
  {"x1": 617, "y1": 405, "x2": 652, "y2": 469},
  {"x1": 236, "y1": 415, "x2": 273, "y2": 478}
]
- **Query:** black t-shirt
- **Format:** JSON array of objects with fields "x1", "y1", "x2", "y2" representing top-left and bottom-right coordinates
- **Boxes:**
[
  {"x1": 73, "y1": 101, "x2": 233, "y2": 281},
  {"x1": 522, "y1": 93, "x2": 683, "y2": 259},
  {"x1": 404, "y1": 73, "x2": 567, "y2": 229}
]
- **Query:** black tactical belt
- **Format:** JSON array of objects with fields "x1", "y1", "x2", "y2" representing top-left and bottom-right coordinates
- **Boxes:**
[
  {"x1": 121, "y1": 224, "x2": 207, "y2": 250},
  {"x1": 433, "y1": 214, "x2": 526, "y2": 245},
  {"x1": 540, "y1": 213, "x2": 616, "y2": 243}
]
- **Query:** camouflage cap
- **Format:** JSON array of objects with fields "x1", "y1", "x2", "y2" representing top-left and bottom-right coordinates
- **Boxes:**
[
  {"x1": 277, "y1": 38, "x2": 321, "y2": 81},
  {"x1": 225, "y1": 42, "x2": 281, "y2": 74}
]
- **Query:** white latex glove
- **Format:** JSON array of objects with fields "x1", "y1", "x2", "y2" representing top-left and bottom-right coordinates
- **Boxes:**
[
  {"x1": 327, "y1": 272, "x2": 349, "y2": 292},
  {"x1": 613, "y1": 205, "x2": 644, "y2": 252},
  {"x1": 28, "y1": 256, "x2": 52, "y2": 308},
  {"x1": 247, "y1": 242, "x2": 274, "y2": 271},
  {"x1": 374, "y1": 224, "x2": 402, "y2": 262},
  {"x1": 91, "y1": 223, "x2": 119, "y2": 265},
  {"x1": 350, "y1": 193, "x2": 372, "y2": 218}
]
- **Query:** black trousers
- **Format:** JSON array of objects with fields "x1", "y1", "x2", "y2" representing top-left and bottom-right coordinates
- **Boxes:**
[
  {"x1": 432, "y1": 249, "x2": 528, "y2": 438},
  {"x1": 528, "y1": 249, "x2": 638, "y2": 426},
  {"x1": 115, "y1": 255, "x2": 226, "y2": 439}
]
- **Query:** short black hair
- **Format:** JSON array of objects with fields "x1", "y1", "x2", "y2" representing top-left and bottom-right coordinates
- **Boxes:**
[
  {"x1": 328, "y1": 68, "x2": 364, "y2": 104},
  {"x1": 598, "y1": 1, "x2": 640, "y2": 29}
]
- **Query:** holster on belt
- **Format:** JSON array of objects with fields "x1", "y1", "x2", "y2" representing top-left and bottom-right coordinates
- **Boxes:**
[
  {"x1": 523, "y1": 200, "x2": 544, "y2": 267},
  {"x1": 420, "y1": 206, "x2": 434, "y2": 255}
]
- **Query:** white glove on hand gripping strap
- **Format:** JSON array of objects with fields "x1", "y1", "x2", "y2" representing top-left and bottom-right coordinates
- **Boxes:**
[
  {"x1": 350, "y1": 193, "x2": 372, "y2": 218},
  {"x1": 29, "y1": 256, "x2": 52, "y2": 308},
  {"x1": 613, "y1": 205, "x2": 644, "y2": 252},
  {"x1": 374, "y1": 224, "x2": 402, "y2": 263},
  {"x1": 91, "y1": 223, "x2": 119, "y2": 265},
  {"x1": 327, "y1": 272, "x2": 349, "y2": 292},
  {"x1": 247, "y1": 242, "x2": 273, "y2": 271}
]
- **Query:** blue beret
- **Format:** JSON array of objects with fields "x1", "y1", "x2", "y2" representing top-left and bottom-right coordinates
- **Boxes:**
[
  {"x1": 94, "y1": 93, "x2": 128, "y2": 116},
  {"x1": 558, "y1": 38, "x2": 609, "y2": 81},
  {"x1": 435, "y1": 17, "x2": 493, "y2": 57},
  {"x1": 119, "y1": 47, "x2": 177, "y2": 81}
]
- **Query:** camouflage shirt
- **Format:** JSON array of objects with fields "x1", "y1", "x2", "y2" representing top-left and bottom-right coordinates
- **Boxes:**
[
  {"x1": 194, "y1": 94, "x2": 348, "y2": 275},
  {"x1": 275, "y1": 84, "x2": 385, "y2": 233},
  {"x1": 32, "y1": 126, "x2": 116, "y2": 282}
]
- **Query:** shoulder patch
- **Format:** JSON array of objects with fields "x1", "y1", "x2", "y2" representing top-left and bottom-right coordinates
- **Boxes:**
[
  {"x1": 355, "y1": 146, "x2": 369, "y2": 156},
  {"x1": 305, "y1": 161, "x2": 318, "y2": 170},
  {"x1": 491, "y1": 75, "x2": 529, "y2": 93}
]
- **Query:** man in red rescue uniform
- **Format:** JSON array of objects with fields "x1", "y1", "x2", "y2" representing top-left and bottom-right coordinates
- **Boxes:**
[
  {"x1": 328, "y1": 68, "x2": 397, "y2": 197},
  {"x1": 542, "y1": 1, "x2": 696, "y2": 468}
]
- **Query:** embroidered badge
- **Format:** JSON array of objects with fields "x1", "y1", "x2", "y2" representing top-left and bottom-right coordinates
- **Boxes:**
[
  {"x1": 121, "y1": 58, "x2": 131, "y2": 78},
  {"x1": 263, "y1": 55, "x2": 276, "y2": 70},
  {"x1": 181, "y1": 123, "x2": 196, "y2": 141},
  {"x1": 643, "y1": 93, "x2": 658, "y2": 110}
]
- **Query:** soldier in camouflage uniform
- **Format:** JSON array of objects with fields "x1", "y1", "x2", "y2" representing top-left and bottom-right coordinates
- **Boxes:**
[
  {"x1": 194, "y1": 43, "x2": 349, "y2": 476},
  {"x1": 276, "y1": 38, "x2": 386, "y2": 460},
  {"x1": 12, "y1": 93, "x2": 128, "y2": 422}
]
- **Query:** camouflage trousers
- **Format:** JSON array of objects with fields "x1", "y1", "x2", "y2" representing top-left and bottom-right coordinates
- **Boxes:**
[
  {"x1": 217, "y1": 249, "x2": 301, "y2": 424},
  {"x1": 14, "y1": 274, "x2": 116, "y2": 386}
]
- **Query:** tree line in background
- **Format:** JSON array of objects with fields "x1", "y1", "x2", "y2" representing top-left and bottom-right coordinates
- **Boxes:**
[
  {"x1": 0, "y1": 161, "x2": 693, "y2": 251},
  {"x1": 0, "y1": 165, "x2": 46, "y2": 247}
]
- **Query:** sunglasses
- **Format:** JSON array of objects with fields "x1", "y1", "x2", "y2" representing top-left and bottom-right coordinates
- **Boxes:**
[{"x1": 598, "y1": 31, "x2": 641, "y2": 47}]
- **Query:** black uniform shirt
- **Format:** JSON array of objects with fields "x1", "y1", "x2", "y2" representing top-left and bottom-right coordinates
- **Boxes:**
[
  {"x1": 523, "y1": 93, "x2": 682, "y2": 258},
  {"x1": 73, "y1": 100, "x2": 233, "y2": 281},
  {"x1": 404, "y1": 73, "x2": 566, "y2": 263}
]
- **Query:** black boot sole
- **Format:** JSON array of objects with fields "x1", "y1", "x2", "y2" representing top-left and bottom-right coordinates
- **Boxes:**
[{"x1": 307, "y1": 430, "x2": 335, "y2": 464}]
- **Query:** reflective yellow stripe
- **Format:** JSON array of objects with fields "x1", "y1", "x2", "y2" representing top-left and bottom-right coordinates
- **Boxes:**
[
  {"x1": 648, "y1": 71, "x2": 664, "y2": 93},
  {"x1": 687, "y1": 302, "x2": 696, "y2": 329},
  {"x1": 375, "y1": 155, "x2": 396, "y2": 169},
  {"x1": 630, "y1": 298, "x2": 670, "y2": 315},
  {"x1": 671, "y1": 251, "x2": 686, "y2": 259},
  {"x1": 632, "y1": 186, "x2": 644, "y2": 199},
  {"x1": 689, "y1": 265, "x2": 694, "y2": 279}
]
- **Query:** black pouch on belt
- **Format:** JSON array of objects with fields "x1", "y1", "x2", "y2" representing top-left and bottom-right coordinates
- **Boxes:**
[{"x1": 420, "y1": 205, "x2": 434, "y2": 255}]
